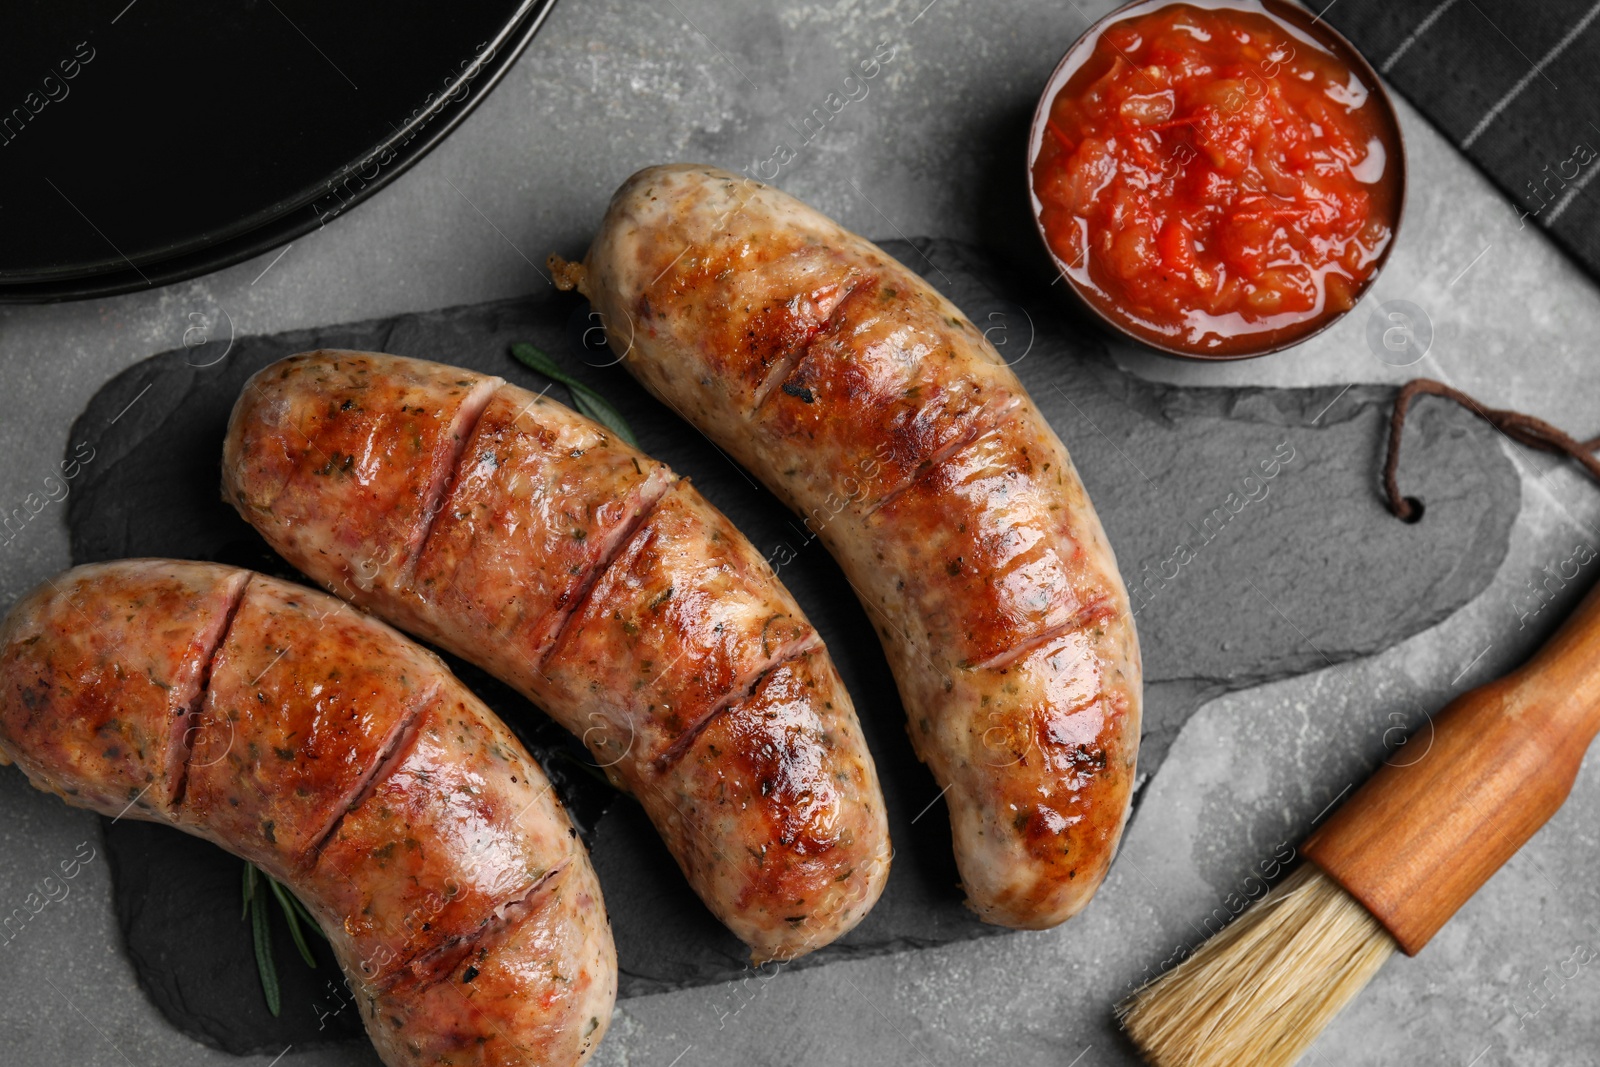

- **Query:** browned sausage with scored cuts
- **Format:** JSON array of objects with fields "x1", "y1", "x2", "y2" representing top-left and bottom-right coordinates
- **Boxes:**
[
  {"x1": 565, "y1": 163, "x2": 1143, "y2": 929},
  {"x1": 0, "y1": 559, "x2": 615, "y2": 1067},
  {"x1": 222, "y1": 351, "x2": 891, "y2": 960}
]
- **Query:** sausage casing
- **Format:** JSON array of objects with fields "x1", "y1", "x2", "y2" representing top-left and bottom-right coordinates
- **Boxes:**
[
  {"x1": 575, "y1": 164, "x2": 1142, "y2": 928},
  {"x1": 0, "y1": 560, "x2": 615, "y2": 1066},
  {"x1": 223, "y1": 352, "x2": 891, "y2": 960}
]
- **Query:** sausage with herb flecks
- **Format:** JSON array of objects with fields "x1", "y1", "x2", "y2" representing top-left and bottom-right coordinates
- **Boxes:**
[
  {"x1": 222, "y1": 351, "x2": 891, "y2": 960},
  {"x1": 0, "y1": 559, "x2": 615, "y2": 1066},
  {"x1": 567, "y1": 164, "x2": 1142, "y2": 928}
]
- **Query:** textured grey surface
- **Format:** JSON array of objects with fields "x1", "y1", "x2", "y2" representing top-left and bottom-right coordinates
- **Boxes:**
[{"x1": 1, "y1": 1, "x2": 1598, "y2": 1065}]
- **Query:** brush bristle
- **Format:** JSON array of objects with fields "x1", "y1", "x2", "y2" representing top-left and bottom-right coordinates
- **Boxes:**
[{"x1": 1117, "y1": 865, "x2": 1399, "y2": 1067}]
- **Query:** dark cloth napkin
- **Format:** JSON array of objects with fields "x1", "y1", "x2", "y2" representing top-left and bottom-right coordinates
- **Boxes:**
[{"x1": 1324, "y1": 0, "x2": 1600, "y2": 278}]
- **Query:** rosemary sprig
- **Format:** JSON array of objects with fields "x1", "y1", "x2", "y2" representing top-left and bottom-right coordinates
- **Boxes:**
[
  {"x1": 242, "y1": 861, "x2": 327, "y2": 1016},
  {"x1": 509, "y1": 342, "x2": 638, "y2": 446},
  {"x1": 242, "y1": 863, "x2": 278, "y2": 1016},
  {"x1": 267, "y1": 877, "x2": 320, "y2": 969}
]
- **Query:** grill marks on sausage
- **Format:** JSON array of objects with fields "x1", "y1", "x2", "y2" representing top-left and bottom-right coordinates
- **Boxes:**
[
  {"x1": 363, "y1": 856, "x2": 614, "y2": 1065},
  {"x1": 400, "y1": 374, "x2": 504, "y2": 588},
  {"x1": 221, "y1": 353, "x2": 506, "y2": 594},
  {"x1": 538, "y1": 479, "x2": 823, "y2": 776},
  {"x1": 180, "y1": 580, "x2": 445, "y2": 872},
  {"x1": 640, "y1": 213, "x2": 862, "y2": 415},
  {"x1": 744, "y1": 272, "x2": 1022, "y2": 522},
  {"x1": 302, "y1": 683, "x2": 437, "y2": 863},
  {"x1": 163, "y1": 578, "x2": 556, "y2": 988},
  {"x1": 312, "y1": 685, "x2": 579, "y2": 991},
  {"x1": 166, "y1": 571, "x2": 251, "y2": 809},
  {"x1": 647, "y1": 625, "x2": 821, "y2": 774},
  {"x1": 669, "y1": 228, "x2": 1106, "y2": 677},
  {"x1": 0, "y1": 561, "x2": 255, "y2": 822},
  {"x1": 580, "y1": 648, "x2": 854, "y2": 959},
  {"x1": 965, "y1": 595, "x2": 1117, "y2": 673},
  {"x1": 406, "y1": 382, "x2": 676, "y2": 679},
  {"x1": 392, "y1": 859, "x2": 571, "y2": 991},
  {"x1": 867, "y1": 423, "x2": 1116, "y2": 674},
  {"x1": 588, "y1": 164, "x2": 1136, "y2": 929},
  {"x1": 737, "y1": 268, "x2": 1102, "y2": 676},
  {"x1": 232, "y1": 354, "x2": 825, "y2": 781},
  {"x1": 746, "y1": 276, "x2": 878, "y2": 415},
  {"x1": 0, "y1": 562, "x2": 614, "y2": 1059},
  {"x1": 618, "y1": 649, "x2": 881, "y2": 962},
  {"x1": 528, "y1": 471, "x2": 676, "y2": 676},
  {"x1": 859, "y1": 417, "x2": 993, "y2": 520},
  {"x1": 354, "y1": 362, "x2": 833, "y2": 782}
]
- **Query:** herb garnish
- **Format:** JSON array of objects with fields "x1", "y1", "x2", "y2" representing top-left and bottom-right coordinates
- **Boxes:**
[
  {"x1": 242, "y1": 861, "x2": 326, "y2": 1016},
  {"x1": 509, "y1": 343, "x2": 638, "y2": 446}
]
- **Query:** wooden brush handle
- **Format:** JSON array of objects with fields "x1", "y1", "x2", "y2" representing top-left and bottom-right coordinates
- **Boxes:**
[{"x1": 1302, "y1": 579, "x2": 1600, "y2": 955}]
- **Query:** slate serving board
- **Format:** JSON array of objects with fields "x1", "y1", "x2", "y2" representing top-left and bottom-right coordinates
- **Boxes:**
[{"x1": 64, "y1": 239, "x2": 1518, "y2": 1055}]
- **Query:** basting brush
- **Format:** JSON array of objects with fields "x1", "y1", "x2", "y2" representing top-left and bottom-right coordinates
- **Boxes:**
[{"x1": 1117, "y1": 580, "x2": 1600, "y2": 1066}]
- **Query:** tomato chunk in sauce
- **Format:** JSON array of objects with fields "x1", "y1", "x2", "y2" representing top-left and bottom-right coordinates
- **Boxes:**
[{"x1": 1032, "y1": 1, "x2": 1401, "y2": 355}]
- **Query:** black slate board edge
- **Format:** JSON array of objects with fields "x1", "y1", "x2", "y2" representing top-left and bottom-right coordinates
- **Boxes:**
[
  {"x1": 1084, "y1": 370, "x2": 1517, "y2": 804},
  {"x1": 1150, "y1": 380, "x2": 1516, "y2": 664},
  {"x1": 60, "y1": 237, "x2": 1518, "y2": 1053}
]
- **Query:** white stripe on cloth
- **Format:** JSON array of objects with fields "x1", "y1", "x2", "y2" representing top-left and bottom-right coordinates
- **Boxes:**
[
  {"x1": 1462, "y1": 0, "x2": 1600, "y2": 148},
  {"x1": 1382, "y1": 0, "x2": 1464, "y2": 72},
  {"x1": 1545, "y1": 134, "x2": 1600, "y2": 224}
]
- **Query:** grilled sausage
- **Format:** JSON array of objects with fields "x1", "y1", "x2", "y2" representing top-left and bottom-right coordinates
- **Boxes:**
[
  {"x1": 567, "y1": 163, "x2": 1142, "y2": 929},
  {"x1": 0, "y1": 560, "x2": 615, "y2": 1067},
  {"x1": 222, "y1": 352, "x2": 891, "y2": 961}
]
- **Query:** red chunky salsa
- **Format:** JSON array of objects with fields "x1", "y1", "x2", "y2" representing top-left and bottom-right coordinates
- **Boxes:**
[{"x1": 1031, "y1": 0, "x2": 1401, "y2": 356}]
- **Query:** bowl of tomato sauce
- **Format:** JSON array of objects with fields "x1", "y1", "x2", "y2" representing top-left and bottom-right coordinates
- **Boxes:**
[{"x1": 1028, "y1": 0, "x2": 1405, "y2": 359}]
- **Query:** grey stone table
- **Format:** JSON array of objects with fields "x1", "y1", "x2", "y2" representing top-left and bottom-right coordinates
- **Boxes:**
[{"x1": 2, "y1": 1, "x2": 1598, "y2": 1065}]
